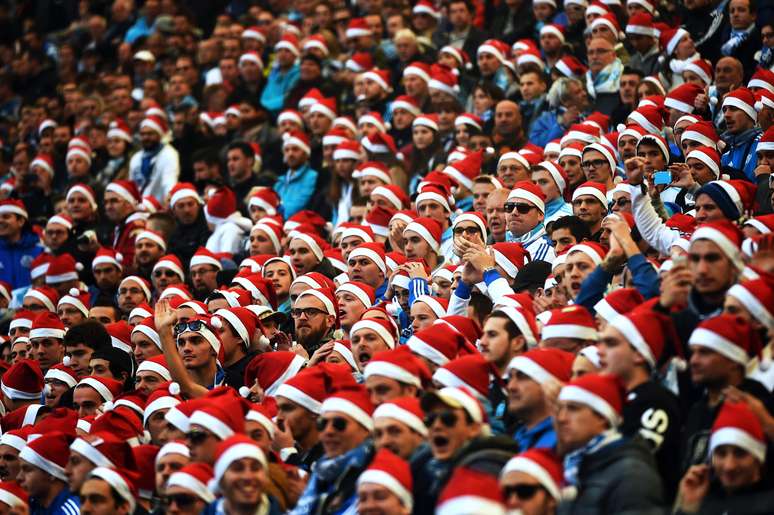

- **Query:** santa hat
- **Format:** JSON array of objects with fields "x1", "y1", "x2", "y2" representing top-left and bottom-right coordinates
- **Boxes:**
[
  {"x1": 30, "y1": 312, "x2": 65, "y2": 339},
  {"x1": 66, "y1": 183, "x2": 98, "y2": 211},
  {"x1": 591, "y1": 13, "x2": 621, "y2": 38},
  {"x1": 38, "y1": 118, "x2": 57, "y2": 135},
  {"x1": 309, "y1": 98, "x2": 338, "y2": 123},
  {"x1": 722, "y1": 88, "x2": 757, "y2": 121},
  {"x1": 572, "y1": 181, "x2": 608, "y2": 207},
  {"x1": 593, "y1": 288, "x2": 645, "y2": 322},
  {"x1": 508, "y1": 180, "x2": 546, "y2": 213},
  {"x1": 274, "y1": 33, "x2": 300, "y2": 56},
  {"x1": 451, "y1": 212, "x2": 487, "y2": 242},
  {"x1": 19, "y1": 431, "x2": 72, "y2": 481},
  {"x1": 540, "y1": 24, "x2": 565, "y2": 43},
  {"x1": 403, "y1": 218, "x2": 443, "y2": 254},
  {"x1": 502, "y1": 448, "x2": 563, "y2": 500},
  {"x1": 136, "y1": 355, "x2": 171, "y2": 382},
  {"x1": 132, "y1": 317, "x2": 161, "y2": 349},
  {"x1": 403, "y1": 61, "x2": 431, "y2": 83},
  {"x1": 213, "y1": 307, "x2": 257, "y2": 348},
  {"x1": 78, "y1": 376, "x2": 123, "y2": 403},
  {"x1": 442, "y1": 151, "x2": 483, "y2": 191},
  {"x1": 211, "y1": 435, "x2": 267, "y2": 493},
  {"x1": 296, "y1": 288, "x2": 338, "y2": 317},
  {"x1": 454, "y1": 113, "x2": 483, "y2": 132},
  {"x1": 344, "y1": 52, "x2": 374, "y2": 73},
  {"x1": 335, "y1": 282, "x2": 375, "y2": 310},
  {"x1": 684, "y1": 59, "x2": 714, "y2": 86},
  {"x1": 30, "y1": 154, "x2": 54, "y2": 177},
  {"x1": 493, "y1": 306, "x2": 539, "y2": 346},
  {"x1": 365, "y1": 206, "x2": 397, "y2": 237},
  {"x1": 9, "y1": 310, "x2": 34, "y2": 332},
  {"x1": 413, "y1": 295, "x2": 449, "y2": 319},
  {"x1": 505, "y1": 347, "x2": 574, "y2": 386},
  {"x1": 0, "y1": 481, "x2": 28, "y2": 509},
  {"x1": 627, "y1": 105, "x2": 664, "y2": 133},
  {"x1": 490, "y1": 243, "x2": 529, "y2": 279},
  {"x1": 190, "y1": 247, "x2": 224, "y2": 270},
  {"x1": 748, "y1": 68, "x2": 774, "y2": 94},
  {"x1": 239, "y1": 50, "x2": 263, "y2": 69},
  {"x1": 45, "y1": 254, "x2": 82, "y2": 284},
  {"x1": 243, "y1": 351, "x2": 306, "y2": 398},
  {"x1": 106, "y1": 180, "x2": 141, "y2": 206},
  {"x1": 44, "y1": 364, "x2": 78, "y2": 389},
  {"x1": 407, "y1": 323, "x2": 474, "y2": 366},
  {"x1": 541, "y1": 306, "x2": 598, "y2": 341},
  {"x1": 165, "y1": 462, "x2": 215, "y2": 503},
  {"x1": 357, "y1": 449, "x2": 413, "y2": 509},
  {"x1": 432, "y1": 354, "x2": 491, "y2": 400},
  {"x1": 686, "y1": 146, "x2": 721, "y2": 179},
  {"x1": 690, "y1": 219, "x2": 744, "y2": 270},
  {"x1": 436, "y1": 467, "x2": 505, "y2": 515},
  {"x1": 57, "y1": 288, "x2": 90, "y2": 317},
  {"x1": 282, "y1": 130, "x2": 311, "y2": 156},
  {"x1": 143, "y1": 387, "x2": 181, "y2": 427},
  {"x1": 537, "y1": 161, "x2": 569, "y2": 193},
  {"x1": 189, "y1": 395, "x2": 247, "y2": 440},
  {"x1": 478, "y1": 39, "x2": 510, "y2": 63},
  {"x1": 47, "y1": 214, "x2": 73, "y2": 231},
  {"x1": 625, "y1": 12, "x2": 658, "y2": 38},
  {"x1": 139, "y1": 115, "x2": 167, "y2": 137},
  {"x1": 558, "y1": 373, "x2": 624, "y2": 427},
  {"x1": 665, "y1": 83, "x2": 704, "y2": 114},
  {"x1": 688, "y1": 314, "x2": 760, "y2": 366},
  {"x1": 92, "y1": 247, "x2": 123, "y2": 270},
  {"x1": 582, "y1": 142, "x2": 617, "y2": 172},
  {"x1": 88, "y1": 467, "x2": 138, "y2": 512},
  {"x1": 278, "y1": 109, "x2": 303, "y2": 128},
  {"x1": 609, "y1": 310, "x2": 672, "y2": 367},
  {"x1": 135, "y1": 229, "x2": 167, "y2": 252},
  {"x1": 320, "y1": 386, "x2": 374, "y2": 430},
  {"x1": 153, "y1": 255, "x2": 185, "y2": 281},
  {"x1": 364, "y1": 346, "x2": 430, "y2": 387},
  {"x1": 728, "y1": 279, "x2": 773, "y2": 328},
  {"x1": 345, "y1": 17, "x2": 372, "y2": 38},
  {"x1": 757, "y1": 126, "x2": 774, "y2": 152},
  {"x1": 428, "y1": 64, "x2": 459, "y2": 97},
  {"x1": 660, "y1": 27, "x2": 689, "y2": 55},
  {"x1": 303, "y1": 34, "x2": 329, "y2": 56},
  {"x1": 554, "y1": 55, "x2": 588, "y2": 78},
  {"x1": 682, "y1": 120, "x2": 720, "y2": 149},
  {"x1": 119, "y1": 276, "x2": 151, "y2": 301},
  {"x1": 517, "y1": 48, "x2": 545, "y2": 68},
  {"x1": 351, "y1": 318, "x2": 397, "y2": 349},
  {"x1": 1, "y1": 359, "x2": 44, "y2": 400},
  {"x1": 362, "y1": 68, "x2": 392, "y2": 93},
  {"x1": 709, "y1": 401, "x2": 766, "y2": 462},
  {"x1": 440, "y1": 45, "x2": 470, "y2": 69},
  {"x1": 373, "y1": 397, "x2": 427, "y2": 437},
  {"x1": 168, "y1": 183, "x2": 203, "y2": 208}
]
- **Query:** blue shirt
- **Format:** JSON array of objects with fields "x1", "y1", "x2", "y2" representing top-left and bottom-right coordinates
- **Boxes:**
[
  {"x1": 513, "y1": 416, "x2": 557, "y2": 452},
  {"x1": 31, "y1": 487, "x2": 80, "y2": 515},
  {"x1": 260, "y1": 64, "x2": 300, "y2": 114},
  {"x1": 274, "y1": 163, "x2": 318, "y2": 219}
]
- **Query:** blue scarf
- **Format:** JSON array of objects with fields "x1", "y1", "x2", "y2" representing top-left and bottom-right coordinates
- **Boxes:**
[
  {"x1": 722, "y1": 25, "x2": 755, "y2": 56},
  {"x1": 290, "y1": 440, "x2": 374, "y2": 515},
  {"x1": 136, "y1": 144, "x2": 162, "y2": 191},
  {"x1": 563, "y1": 429, "x2": 622, "y2": 486},
  {"x1": 506, "y1": 223, "x2": 546, "y2": 246},
  {"x1": 585, "y1": 59, "x2": 623, "y2": 98},
  {"x1": 760, "y1": 47, "x2": 774, "y2": 69}
]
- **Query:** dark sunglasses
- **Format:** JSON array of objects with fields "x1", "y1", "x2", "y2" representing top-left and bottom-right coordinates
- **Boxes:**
[
  {"x1": 610, "y1": 198, "x2": 630, "y2": 208},
  {"x1": 162, "y1": 493, "x2": 198, "y2": 508},
  {"x1": 185, "y1": 430, "x2": 212, "y2": 445},
  {"x1": 504, "y1": 202, "x2": 537, "y2": 214},
  {"x1": 453, "y1": 226, "x2": 480, "y2": 236},
  {"x1": 502, "y1": 483, "x2": 543, "y2": 500},
  {"x1": 154, "y1": 269, "x2": 178, "y2": 278},
  {"x1": 174, "y1": 320, "x2": 205, "y2": 335},
  {"x1": 317, "y1": 416, "x2": 348, "y2": 432},
  {"x1": 424, "y1": 410, "x2": 458, "y2": 428}
]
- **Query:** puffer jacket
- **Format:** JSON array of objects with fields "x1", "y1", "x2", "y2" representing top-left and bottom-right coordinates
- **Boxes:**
[
  {"x1": 557, "y1": 438, "x2": 665, "y2": 515},
  {"x1": 0, "y1": 230, "x2": 44, "y2": 289}
]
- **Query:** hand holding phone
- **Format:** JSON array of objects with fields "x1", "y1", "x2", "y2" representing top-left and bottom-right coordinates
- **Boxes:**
[{"x1": 653, "y1": 171, "x2": 672, "y2": 185}]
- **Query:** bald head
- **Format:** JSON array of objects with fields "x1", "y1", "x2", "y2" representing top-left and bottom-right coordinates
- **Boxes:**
[
  {"x1": 494, "y1": 101, "x2": 522, "y2": 136},
  {"x1": 715, "y1": 57, "x2": 744, "y2": 92}
]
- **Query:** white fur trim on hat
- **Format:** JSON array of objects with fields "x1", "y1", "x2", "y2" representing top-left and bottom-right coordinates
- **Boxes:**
[
  {"x1": 321, "y1": 397, "x2": 373, "y2": 430},
  {"x1": 559, "y1": 384, "x2": 620, "y2": 426}
]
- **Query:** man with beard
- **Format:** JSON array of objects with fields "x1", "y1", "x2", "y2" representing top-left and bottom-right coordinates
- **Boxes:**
[
  {"x1": 226, "y1": 142, "x2": 275, "y2": 215},
  {"x1": 189, "y1": 248, "x2": 222, "y2": 301},
  {"x1": 103, "y1": 180, "x2": 144, "y2": 267},
  {"x1": 571, "y1": 182, "x2": 608, "y2": 240},
  {"x1": 128, "y1": 115, "x2": 179, "y2": 202},
  {"x1": 293, "y1": 289, "x2": 337, "y2": 357},
  {"x1": 167, "y1": 183, "x2": 210, "y2": 270},
  {"x1": 132, "y1": 229, "x2": 166, "y2": 281}
]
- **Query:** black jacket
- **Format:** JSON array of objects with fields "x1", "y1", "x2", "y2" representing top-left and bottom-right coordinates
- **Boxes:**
[
  {"x1": 167, "y1": 211, "x2": 211, "y2": 272},
  {"x1": 557, "y1": 438, "x2": 665, "y2": 515}
]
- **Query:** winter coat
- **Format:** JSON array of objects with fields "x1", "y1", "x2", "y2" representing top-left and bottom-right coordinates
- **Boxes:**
[{"x1": 0, "y1": 230, "x2": 44, "y2": 289}]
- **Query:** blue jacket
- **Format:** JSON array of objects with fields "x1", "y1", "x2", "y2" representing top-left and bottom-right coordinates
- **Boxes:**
[
  {"x1": 260, "y1": 64, "x2": 300, "y2": 115},
  {"x1": 514, "y1": 416, "x2": 557, "y2": 452},
  {"x1": 0, "y1": 231, "x2": 44, "y2": 289},
  {"x1": 30, "y1": 487, "x2": 80, "y2": 515},
  {"x1": 530, "y1": 110, "x2": 566, "y2": 148},
  {"x1": 274, "y1": 163, "x2": 319, "y2": 219},
  {"x1": 576, "y1": 254, "x2": 660, "y2": 313},
  {"x1": 721, "y1": 127, "x2": 761, "y2": 181}
]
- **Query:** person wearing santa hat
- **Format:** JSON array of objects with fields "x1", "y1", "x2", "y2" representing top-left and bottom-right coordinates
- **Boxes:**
[
  {"x1": 505, "y1": 348, "x2": 574, "y2": 452},
  {"x1": 500, "y1": 448, "x2": 563, "y2": 514},
  {"x1": 166, "y1": 178, "x2": 212, "y2": 268},
  {"x1": 597, "y1": 309, "x2": 682, "y2": 494},
  {"x1": 356, "y1": 448, "x2": 414, "y2": 515},
  {"x1": 555, "y1": 373, "x2": 665, "y2": 512},
  {"x1": 18, "y1": 432, "x2": 81, "y2": 515},
  {"x1": 719, "y1": 88, "x2": 762, "y2": 181},
  {"x1": 274, "y1": 130, "x2": 319, "y2": 219},
  {"x1": 0, "y1": 199, "x2": 44, "y2": 290},
  {"x1": 128, "y1": 113, "x2": 179, "y2": 202},
  {"x1": 675, "y1": 400, "x2": 770, "y2": 514},
  {"x1": 80, "y1": 466, "x2": 139, "y2": 515},
  {"x1": 533, "y1": 161, "x2": 573, "y2": 223},
  {"x1": 103, "y1": 180, "x2": 145, "y2": 267},
  {"x1": 372, "y1": 396, "x2": 428, "y2": 461},
  {"x1": 291, "y1": 288, "x2": 338, "y2": 357},
  {"x1": 505, "y1": 181, "x2": 556, "y2": 263}
]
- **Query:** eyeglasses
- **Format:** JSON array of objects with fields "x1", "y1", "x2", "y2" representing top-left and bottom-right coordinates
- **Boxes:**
[
  {"x1": 174, "y1": 320, "x2": 205, "y2": 335},
  {"x1": 154, "y1": 269, "x2": 178, "y2": 278},
  {"x1": 185, "y1": 429, "x2": 212, "y2": 445},
  {"x1": 502, "y1": 483, "x2": 543, "y2": 500},
  {"x1": 424, "y1": 410, "x2": 459, "y2": 428},
  {"x1": 611, "y1": 198, "x2": 630, "y2": 208},
  {"x1": 316, "y1": 416, "x2": 348, "y2": 432},
  {"x1": 162, "y1": 493, "x2": 198, "y2": 508},
  {"x1": 291, "y1": 307, "x2": 328, "y2": 319},
  {"x1": 581, "y1": 159, "x2": 608, "y2": 170},
  {"x1": 453, "y1": 226, "x2": 480, "y2": 236},
  {"x1": 504, "y1": 202, "x2": 537, "y2": 214}
]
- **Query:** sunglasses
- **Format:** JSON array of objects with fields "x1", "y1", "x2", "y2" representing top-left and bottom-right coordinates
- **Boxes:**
[
  {"x1": 504, "y1": 202, "x2": 537, "y2": 214},
  {"x1": 453, "y1": 226, "x2": 480, "y2": 236},
  {"x1": 424, "y1": 410, "x2": 458, "y2": 428},
  {"x1": 502, "y1": 483, "x2": 543, "y2": 500},
  {"x1": 581, "y1": 159, "x2": 608, "y2": 169},
  {"x1": 610, "y1": 198, "x2": 630, "y2": 208},
  {"x1": 154, "y1": 269, "x2": 178, "y2": 278},
  {"x1": 174, "y1": 320, "x2": 206, "y2": 335},
  {"x1": 162, "y1": 493, "x2": 198, "y2": 508},
  {"x1": 316, "y1": 416, "x2": 348, "y2": 432},
  {"x1": 185, "y1": 429, "x2": 212, "y2": 445}
]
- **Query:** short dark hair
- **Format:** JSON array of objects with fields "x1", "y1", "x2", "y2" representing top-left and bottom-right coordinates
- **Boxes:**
[
  {"x1": 622, "y1": 66, "x2": 644, "y2": 78},
  {"x1": 486, "y1": 310, "x2": 522, "y2": 340},
  {"x1": 192, "y1": 147, "x2": 221, "y2": 166},
  {"x1": 64, "y1": 320, "x2": 111, "y2": 352},
  {"x1": 91, "y1": 347, "x2": 135, "y2": 390},
  {"x1": 549, "y1": 215, "x2": 591, "y2": 242},
  {"x1": 226, "y1": 141, "x2": 255, "y2": 160},
  {"x1": 448, "y1": 0, "x2": 475, "y2": 12},
  {"x1": 468, "y1": 292, "x2": 493, "y2": 327}
]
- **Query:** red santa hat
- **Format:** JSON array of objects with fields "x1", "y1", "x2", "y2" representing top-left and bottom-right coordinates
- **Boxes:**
[
  {"x1": 44, "y1": 364, "x2": 78, "y2": 389},
  {"x1": 710, "y1": 401, "x2": 766, "y2": 462},
  {"x1": 748, "y1": 68, "x2": 774, "y2": 94},
  {"x1": 131, "y1": 317, "x2": 161, "y2": 349},
  {"x1": 0, "y1": 481, "x2": 28, "y2": 509},
  {"x1": 190, "y1": 247, "x2": 224, "y2": 270},
  {"x1": 572, "y1": 181, "x2": 608, "y2": 207},
  {"x1": 688, "y1": 314, "x2": 760, "y2": 367},
  {"x1": 362, "y1": 68, "x2": 392, "y2": 93},
  {"x1": 558, "y1": 373, "x2": 624, "y2": 427},
  {"x1": 57, "y1": 287, "x2": 90, "y2": 317},
  {"x1": 302, "y1": 34, "x2": 329, "y2": 56},
  {"x1": 432, "y1": 354, "x2": 491, "y2": 400},
  {"x1": 30, "y1": 154, "x2": 54, "y2": 177},
  {"x1": 136, "y1": 355, "x2": 171, "y2": 382},
  {"x1": 189, "y1": 395, "x2": 248, "y2": 440},
  {"x1": 364, "y1": 346, "x2": 430, "y2": 387},
  {"x1": 493, "y1": 306, "x2": 539, "y2": 346},
  {"x1": 403, "y1": 61, "x2": 431, "y2": 83},
  {"x1": 45, "y1": 254, "x2": 82, "y2": 284},
  {"x1": 608, "y1": 310, "x2": 671, "y2": 368},
  {"x1": 690, "y1": 220, "x2": 744, "y2": 271},
  {"x1": 30, "y1": 311, "x2": 65, "y2": 339},
  {"x1": 684, "y1": 59, "x2": 714, "y2": 86},
  {"x1": 593, "y1": 288, "x2": 645, "y2": 322},
  {"x1": 357, "y1": 449, "x2": 413, "y2": 510},
  {"x1": 403, "y1": 217, "x2": 443, "y2": 254},
  {"x1": 106, "y1": 180, "x2": 141, "y2": 206},
  {"x1": 722, "y1": 88, "x2": 758, "y2": 121},
  {"x1": 282, "y1": 130, "x2": 311, "y2": 155},
  {"x1": 119, "y1": 276, "x2": 151, "y2": 301},
  {"x1": 412, "y1": 0, "x2": 441, "y2": 18},
  {"x1": 19, "y1": 431, "x2": 71, "y2": 481},
  {"x1": 243, "y1": 351, "x2": 306, "y2": 398},
  {"x1": 345, "y1": 17, "x2": 372, "y2": 39},
  {"x1": 320, "y1": 386, "x2": 374, "y2": 430},
  {"x1": 407, "y1": 322, "x2": 475, "y2": 366},
  {"x1": 502, "y1": 448, "x2": 563, "y2": 501},
  {"x1": 686, "y1": 146, "x2": 721, "y2": 179},
  {"x1": 167, "y1": 462, "x2": 215, "y2": 503},
  {"x1": 591, "y1": 13, "x2": 621, "y2": 39},
  {"x1": 274, "y1": 33, "x2": 300, "y2": 56},
  {"x1": 625, "y1": 12, "x2": 658, "y2": 37},
  {"x1": 665, "y1": 82, "x2": 704, "y2": 114},
  {"x1": 682, "y1": 120, "x2": 720, "y2": 149},
  {"x1": 351, "y1": 318, "x2": 397, "y2": 349},
  {"x1": 554, "y1": 55, "x2": 588, "y2": 78},
  {"x1": 508, "y1": 180, "x2": 547, "y2": 213},
  {"x1": 428, "y1": 64, "x2": 459, "y2": 97},
  {"x1": 92, "y1": 247, "x2": 123, "y2": 271},
  {"x1": 66, "y1": 183, "x2": 98, "y2": 211},
  {"x1": 139, "y1": 115, "x2": 167, "y2": 137},
  {"x1": 373, "y1": 397, "x2": 427, "y2": 437},
  {"x1": 78, "y1": 376, "x2": 123, "y2": 403},
  {"x1": 505, "y1": 347, "x2": 574, "y2": 386},
  {"x1": 239, "y1": 50, "x2": 263, "y2": 69},
  {"x1": 488, "y1": 243, "x2": 528, "y2": 279},
  {"x1": 542, "y1": 305, "x2": 598, "y2": 341},
  {"x1": 477, "y1": 39, "x2": 510, "y2": 63},
  {"x1": 436, "y1": 467, "x2": 505, "y2": 515},
  {"x1": 727, "y1": 279, "x2": 773, "y2": 328},
  {"x1": 211, "y1": 435, "x2": 267, "y2": 492},
  {"x1": 1, "y1": 359, "x2": 44, "y2": 401},
  {"x1": 659, "y1": 26, "x2": 689, "y2": 55}
]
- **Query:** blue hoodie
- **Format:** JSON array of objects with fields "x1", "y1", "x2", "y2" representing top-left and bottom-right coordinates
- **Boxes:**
[{"x1": 0, "y1": 230, "x2": 44, "y2": 289}]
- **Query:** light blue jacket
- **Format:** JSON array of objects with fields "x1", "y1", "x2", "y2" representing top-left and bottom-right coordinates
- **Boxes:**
[
  {"x1": 260, "y1": 64, "x2": 300, "y2": 115},
  {"x1": 274, "y1": 163, "x2": 318, "y2": 219}
]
